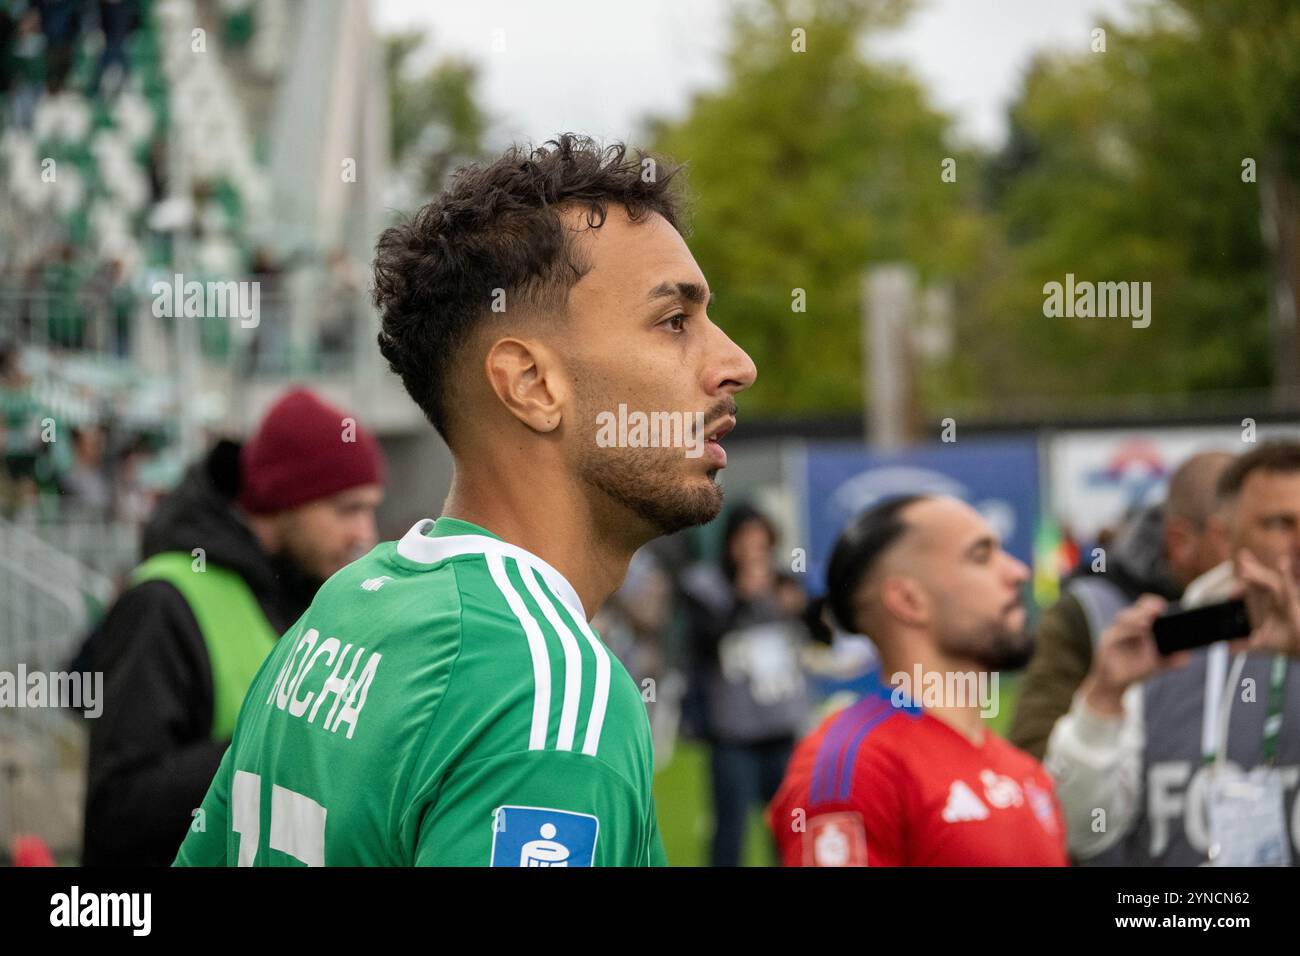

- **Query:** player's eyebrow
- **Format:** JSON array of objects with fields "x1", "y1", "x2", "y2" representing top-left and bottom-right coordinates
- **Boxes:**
[
  {"x1": 964, "y1": 534, "x2": 998, "y2": 559},
  {"x1": 647, "y1": 280, "x2": 714, "y2": 310}
]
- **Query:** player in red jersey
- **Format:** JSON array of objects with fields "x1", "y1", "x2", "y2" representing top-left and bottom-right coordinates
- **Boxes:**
[{"x1": 769, "y1": 494, "x2": 1068, "y2": 866}]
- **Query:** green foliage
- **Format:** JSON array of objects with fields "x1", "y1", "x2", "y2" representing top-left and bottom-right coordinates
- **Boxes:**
[
  {"x1": 648, "y1": 0, "x2": 1295, "y2": 417},
  {"x1": 385, "y1": 31, "x2": 490, "y2": 195},
  {"x1": 649, "y1": 0, "x2": 986, "y2": 416},
  {"x1": 959, "y1": 4, "x2": 1277, "y2": 410}
]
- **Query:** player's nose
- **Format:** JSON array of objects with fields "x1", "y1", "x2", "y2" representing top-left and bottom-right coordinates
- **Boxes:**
[
  {"x1": 707, "y1": 323, "x2": 757, "y2": 396},
  {"x1": 1006, "y1": 553, "x2": 1031, "y2": 585}
]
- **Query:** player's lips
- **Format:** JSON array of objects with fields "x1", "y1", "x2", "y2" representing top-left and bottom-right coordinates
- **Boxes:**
[{"x1": 702, "y1": 416, "x2": 735, "y2": 467}]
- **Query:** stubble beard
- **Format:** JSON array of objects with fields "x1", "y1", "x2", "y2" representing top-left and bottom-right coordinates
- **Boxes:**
[
  {"x1": 577, "y1": 440, "x2": 725, "y2": 537},
  {"x1": 937, "y1": 615, "x2": 1035, "y2": 672}
]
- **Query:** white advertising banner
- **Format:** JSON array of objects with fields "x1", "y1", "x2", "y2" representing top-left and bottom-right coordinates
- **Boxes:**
[{"x1": 1047, "y1": 423, "x2": 1300, "y2": 543}]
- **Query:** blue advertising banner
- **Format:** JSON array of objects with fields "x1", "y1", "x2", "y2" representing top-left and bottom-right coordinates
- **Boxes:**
[{"x1": 799, "y1": 437, "x2": 1040, "y2": 589}]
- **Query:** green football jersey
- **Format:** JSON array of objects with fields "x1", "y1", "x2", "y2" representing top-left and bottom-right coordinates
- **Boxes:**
[{"x1": 174, "y1": 516, "x2": 666, "y2": 867}]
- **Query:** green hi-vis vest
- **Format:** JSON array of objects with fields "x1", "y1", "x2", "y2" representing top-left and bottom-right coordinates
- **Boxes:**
[{"x1": 131, "y1": 552, "x2": 280, "y2": 741}]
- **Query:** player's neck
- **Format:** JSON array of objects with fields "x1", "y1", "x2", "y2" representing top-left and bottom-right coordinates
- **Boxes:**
[
  {"x1": 442, "y1": 468, "x2": 639, "y2": 622},
  {"x1": 926, "y1": 703, "x2": 987, "y2": 748},
  {"x1": 878, "y1": 643, "x2": 989, "y2": 747}
]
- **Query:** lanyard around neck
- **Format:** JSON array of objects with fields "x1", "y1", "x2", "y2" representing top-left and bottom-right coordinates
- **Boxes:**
[{"x1": 1201, "y1": 645, "x2": 1289, "y2": 766}]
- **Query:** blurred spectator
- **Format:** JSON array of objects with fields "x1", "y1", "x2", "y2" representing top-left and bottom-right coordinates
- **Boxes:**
[
  {"x1": 680, "y1": 502, "x2": 810, "y2": 867},
  {"x1": 597, "y1": 549, "x2": 671, "y2": 697},
  {"x1": 59, "y1": 422, "x2": 110, "y2": 519},
  {"x1": 219, "y1": 0, "x2": 254, "y2": 49},
  {"x1": 774, "y1": 570, "x2": 808, "y2": 619},
  {"x1": 81, "y1": 388, "x2": 385, "y2": 865},
  {"x1": 1055, "y1": 524, "x2": 1080, "y2": 578},
  {"x1": 1047, "y1": 441, "x2": 1300, "y2": 865},
  {"x1": 769, "y1": 495, "x2": 1067, "y2": 866},
  {"x1": 37, "y1": 0, "x2": 80, "y2": 94},
  {"x1": 246, "y1": 247, "x2": 286, "y2": 374},
  {"x1": 318, "y1": 248, "x2": 359, "y2": 372},
  {"x1": 110, "y1": 430, "x2": 155, "y2": 525},
  {"x1": 0, "y1": 339, "x2": 43, "y2": 517},
  {"x1": 87, "y1": 257, "x2": 133, "y2": 356},
  {"x1": 5, "y1": 5, "x2": 44, "y2": 129},
  {"x1": 1010, "y1": 451, "x2": 1233, "y2": 759},
  {"x1": 0, "y1": 3, "x2": 14, "y2": 93},
  {"x1": 43, "y1": 242, "x2": 85, "y2": 348},
  {"x1": 92, "y1": 0, "x2": 135, "y2": 99},
  {"x1": 593, "y1": 548, "x2": 680, "y2": 760}
]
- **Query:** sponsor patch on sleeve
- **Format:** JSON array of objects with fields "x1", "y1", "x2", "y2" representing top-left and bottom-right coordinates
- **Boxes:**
[
  {"x1": 803, "y1": 811, "x2": 868, "y2": 867},
  {"x1": 490, "y1": 806, "x2": 599, "y2": 867}
]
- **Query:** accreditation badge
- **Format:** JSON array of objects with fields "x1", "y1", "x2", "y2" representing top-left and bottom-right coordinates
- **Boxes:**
[{"x1": 1206, "y1": 766, "x2": 1291, "y2": 867}]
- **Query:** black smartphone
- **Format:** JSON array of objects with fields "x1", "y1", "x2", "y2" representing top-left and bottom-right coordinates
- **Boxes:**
[{"x1": 1151, "y1": 598, "x2": 1251, "y2": 656}]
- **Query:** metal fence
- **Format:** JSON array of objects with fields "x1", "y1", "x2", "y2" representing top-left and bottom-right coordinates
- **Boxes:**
[
  {"x1": 0, "y1": 515, "x2": 119, "y2": 862},
  {"x1": 0, "y1": 284, "x2": 364, "y2": 377}
]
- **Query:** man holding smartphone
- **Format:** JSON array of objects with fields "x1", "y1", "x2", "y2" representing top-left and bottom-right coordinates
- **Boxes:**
[{"x1": 1046, "y1": 440, "x2": 1300, "y2": 865}]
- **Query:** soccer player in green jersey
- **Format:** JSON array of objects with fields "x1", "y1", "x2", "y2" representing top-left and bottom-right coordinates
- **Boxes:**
[{"x1": 174, "y1": 133, "x2": 756, "y2": 866}]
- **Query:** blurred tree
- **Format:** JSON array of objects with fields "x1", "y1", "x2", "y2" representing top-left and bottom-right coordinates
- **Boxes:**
[
  {"x1": 650, "y1": 0, "x2": 1298, "y2": 421},
  {"x1": 960, "y1": 0, "x2": 1295, "y2": 415},
  {"x1": 647, "y1": 0, "x2": 987, "y2": 417},
  {"x1": 385, "y1": 31, "x2": 490, "y2": 197},
  {"x1": 1182, "y1": 0, "x2": 1300, "y2": 408}
]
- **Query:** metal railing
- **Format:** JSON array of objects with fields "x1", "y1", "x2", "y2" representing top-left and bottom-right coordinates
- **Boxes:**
[
  {"x1": 0, "y1": 284, "x2": 367, "y2": 373},
  {"x1": 0, "y1": 514, "x2": 117, "y2": 862}
]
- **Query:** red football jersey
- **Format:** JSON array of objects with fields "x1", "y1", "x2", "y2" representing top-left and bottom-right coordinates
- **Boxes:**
[{"x1": 768, "y1": 686, "x2": 1068, "y2": 867}]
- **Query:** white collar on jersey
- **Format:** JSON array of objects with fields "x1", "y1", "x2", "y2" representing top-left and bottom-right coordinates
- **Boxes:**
[{"x1": 395, "y1": 518, "x2": 588, "y2": 622}]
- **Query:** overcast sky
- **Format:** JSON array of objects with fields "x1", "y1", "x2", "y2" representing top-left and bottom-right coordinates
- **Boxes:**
[{"x1": 375, "y1": 0, "x2": 1138, "y2": 152}]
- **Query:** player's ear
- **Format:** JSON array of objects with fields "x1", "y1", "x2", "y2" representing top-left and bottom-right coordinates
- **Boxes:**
[
  {"x1": 484, "y1": 337, "x2": 564, "y2": 434},
  {"x1": 1205, "y1": 510, "x2": 1233, "y2": 565},
  {"x1": 879, "y1": 575, "x2": 929, "y2": 628},
  {"x1": 1164, "y1": 514, "x2": 1197, "y2": 569}
]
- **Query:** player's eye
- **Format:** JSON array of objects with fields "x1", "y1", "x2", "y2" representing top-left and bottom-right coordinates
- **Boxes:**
[{"x1": 663, "y1": 313, "x2": 689, "y2": 333}]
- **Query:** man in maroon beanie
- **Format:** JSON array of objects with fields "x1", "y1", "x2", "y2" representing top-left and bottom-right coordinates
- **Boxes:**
[{"x1": 82, "y1": 388, "x2": 384, "y2": 866}]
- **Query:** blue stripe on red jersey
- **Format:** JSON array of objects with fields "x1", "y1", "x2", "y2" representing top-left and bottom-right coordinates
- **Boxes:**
[
  {"x1": 810, "y1": 696, "x2": 886, "y2": 805},
  {"x1": 809, "y1": 668, "x2": 922, "y2": 806}
]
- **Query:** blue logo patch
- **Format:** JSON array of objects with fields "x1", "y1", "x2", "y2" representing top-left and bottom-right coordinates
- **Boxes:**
[{"x1": 490, "y1": 806, "x2": 599, "y2": 867}]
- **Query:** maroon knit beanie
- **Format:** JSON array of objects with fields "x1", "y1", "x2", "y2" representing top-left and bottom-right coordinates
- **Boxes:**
[{"x1": 239, "y1": 388, "x2": 385, "y2": 515}]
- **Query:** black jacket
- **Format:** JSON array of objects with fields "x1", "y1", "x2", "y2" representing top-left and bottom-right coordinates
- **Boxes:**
[{"x1": 81, "y1": 439, "x2": 321, "y2": 866}]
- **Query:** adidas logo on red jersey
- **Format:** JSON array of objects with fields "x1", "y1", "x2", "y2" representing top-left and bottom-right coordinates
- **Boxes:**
[{"x1": 941, "y1": 780, "x2": 990, "y2": 823}]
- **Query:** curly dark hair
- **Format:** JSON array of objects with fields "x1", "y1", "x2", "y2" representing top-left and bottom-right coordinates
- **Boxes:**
[{"x1": 372, "y1": 132, "x2": 688, "y2": 443}]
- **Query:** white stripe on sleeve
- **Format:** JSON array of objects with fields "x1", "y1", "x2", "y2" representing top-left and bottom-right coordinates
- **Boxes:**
[
  {"x1": 563, "y1": 600, "x2": 612, "y2": 757},
  {"x1": 522, "y1": 564, "x2": 584, "y2": 752},
  {"x1": 487, "y1": 552, "x2": 551, "y2": 750}
]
